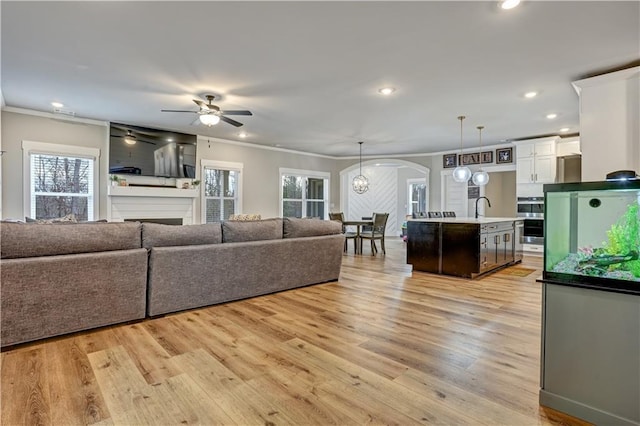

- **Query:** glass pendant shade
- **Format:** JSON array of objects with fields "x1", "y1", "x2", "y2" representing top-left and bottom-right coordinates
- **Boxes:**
[
  {"x1": 472, "y1": 125, "x2": 489, "y2": 186},
  {"x1": 452, "y1": 115, "x2": 471, "y2": 183},
  {"x1": 452, "y1": 166, "x2": 472, "y2": 182},
  {"x1": 352, "y1": 141, "x2": 369, "y2": 194},
  {"x1": 200, "y1": 114, "x2": 220, "y2": 126},
  {"x1": 472, "y1": 170, "x2": 490, "y2": 185}
]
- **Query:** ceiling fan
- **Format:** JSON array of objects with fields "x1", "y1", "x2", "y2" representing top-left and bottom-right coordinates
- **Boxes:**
[{"x1": 161, "y1": 95, "x2": 252, "y2": 127}]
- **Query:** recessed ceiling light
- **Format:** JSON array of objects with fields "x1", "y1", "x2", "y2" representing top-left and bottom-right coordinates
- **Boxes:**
[
  {"x1": 378, "y1": 87, "x2": 396, "y2": 96},
  {"x1": 546, "y1": 113, "x2": 558, "y2": 119},
  {"x1": 51, "y1": 101, "x2": 64, "y2": 108},
  {"x1": 167, "y1": 138, "x2": 174, "y2": 142},
  {"x1": 524, "y1": 91, "x2": 537, "y2": 98},
  {"x1": 238, "y1": 131, "x2": 248, "y2": 138},
  {"x1": 500, "y1": 0, "x2": 521, "y2": 10},
  {"x1": 559, "y1": 127, "x2": 570, "y2": 133}
]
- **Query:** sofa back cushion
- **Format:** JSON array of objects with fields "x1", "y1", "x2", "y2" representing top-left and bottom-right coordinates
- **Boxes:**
[
  {"x1": 1, "y1": 222, "x2": 142, "y2": 259},
  {"x1": 283, "y1": 217, "x2": 342, "y2": 238},
  {"x1": 222, "y1": 218, "x2": 283, "y2": 243},
  {"x1": 142, "y1": 222, "x2": 222, "y2": 249}
]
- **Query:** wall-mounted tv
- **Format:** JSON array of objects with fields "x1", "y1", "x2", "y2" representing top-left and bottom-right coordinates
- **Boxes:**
[{"x1": 109, "y1": 122, "x2": 197, "y2": 178}]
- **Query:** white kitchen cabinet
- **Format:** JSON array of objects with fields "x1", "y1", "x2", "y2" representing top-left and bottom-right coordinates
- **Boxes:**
[{"x1": 516, "y1": 138, "x2": 558, "y2": 184}]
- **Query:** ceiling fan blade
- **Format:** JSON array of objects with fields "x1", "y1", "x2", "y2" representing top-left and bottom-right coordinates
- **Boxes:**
[
  {"x1": 193, "y1": 99, "x2": 208, "y2": 109},
  {"x1": 190, "y1": 116, "x2": 201, "y2": 126},
  {"x1": 220, "y1": 115, "x2": 243, "y2": 127},
  {"x1": 220, "y1": 110, "x2": 252, "y2": 116},
  {"x1": 161, "y1": 109, "x2": 198, "y2": 113}
]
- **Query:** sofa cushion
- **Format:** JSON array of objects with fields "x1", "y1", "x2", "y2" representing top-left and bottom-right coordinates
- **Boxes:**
[
  {"x1": 142, "y1": 222, "x2": 222, "y2": 249},
  {"x1": 283, "y1": 217, "x2": 342, "y2": 238},
  {"x1": 222, "y1": 218, "x2": 283, "y2": 243},
  {"x1": 1, "y1": 222, "x2": 142, "y2": 259}
]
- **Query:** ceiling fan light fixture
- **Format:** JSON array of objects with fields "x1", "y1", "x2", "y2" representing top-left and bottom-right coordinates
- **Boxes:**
[
  {"x1": 123, "y1": 131, "x2": 137, "y2": 145},
  {"x1": 500, "y1": 0, "x2": 521, "y2": 10},
  {"x1": 200, "y1": 114, "x2": 220, "y2": 126}
]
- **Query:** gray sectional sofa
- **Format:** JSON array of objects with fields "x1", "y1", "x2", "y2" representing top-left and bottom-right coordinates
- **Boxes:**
[
  {"x1": 1, "y1": 222, "x2": 148, "y2": 347},
  {"x1": 1, "y1": 217, "x2": 344, "y2": 347}
]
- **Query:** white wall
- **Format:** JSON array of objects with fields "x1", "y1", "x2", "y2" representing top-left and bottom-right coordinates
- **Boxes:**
[
  {"x1": 195, "y1": 137, "x2": 341, "y2": 221},
  {"x1": 1, "y1": 110, "x2": 109, "y2": 219},
  {"x1": 573, "y1": 67, "x2": 640, "y2": 181}
]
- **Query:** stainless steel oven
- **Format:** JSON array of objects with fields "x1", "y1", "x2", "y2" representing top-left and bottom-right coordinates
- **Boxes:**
[{"x1": 517, "y1": 197, "x2": 544, "y2": 244}]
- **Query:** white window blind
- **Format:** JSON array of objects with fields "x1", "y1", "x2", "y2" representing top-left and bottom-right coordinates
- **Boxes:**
[
  {"x1": 30, "y1": 153, "x2": 94, "y2": 221},
  {"x1": 203, "y1": 167, "x2": 239, "y2": 222}
]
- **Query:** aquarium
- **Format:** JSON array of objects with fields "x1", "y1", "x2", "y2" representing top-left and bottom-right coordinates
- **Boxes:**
[{"x1": 543, "y1": 179, "x2": 640, "y2": 295}]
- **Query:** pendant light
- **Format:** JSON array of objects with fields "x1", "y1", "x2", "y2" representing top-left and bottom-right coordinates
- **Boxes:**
[
  {"x1": 472, "y1": 125, "x2": 490, "y2": 186},
  {"x1": 352, "y1": 141, "x2": 369, "y2": 194},
  {"x1": 452, "y1": 116, "x2": 472, "y2": 182}
]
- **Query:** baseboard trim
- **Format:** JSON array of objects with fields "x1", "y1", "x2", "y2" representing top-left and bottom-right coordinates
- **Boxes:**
[{"x1": 540, "y1": 389, "x2": 639, "y2": 426}]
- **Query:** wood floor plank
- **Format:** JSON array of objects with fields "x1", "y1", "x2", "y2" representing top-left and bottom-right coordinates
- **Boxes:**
[
  {"x1": 283, "y1": 337, "x2": 483, "y2": 425},
  {"x1": 87, "y1": 346, "x2": 159, "y2": 425},
  {"x1": 172, "y1": 348, "x2": 295, "y2": 425},
  {"x1": 1, "y1": 347, "x2": 52, "y2": 426},
  {"x1": 46, "y1": 338, "x2": 110, "y2": 425},
  {"x1": 111, "y1": 323, "x2": 181, "y2": 385}
]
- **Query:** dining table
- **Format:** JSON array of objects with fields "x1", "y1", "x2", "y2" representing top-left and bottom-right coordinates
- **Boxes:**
[{"x1": 342, "y1": 219, "x2": 374, "y2": 254}]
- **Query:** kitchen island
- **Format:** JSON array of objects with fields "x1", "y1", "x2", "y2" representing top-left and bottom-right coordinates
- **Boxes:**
[{"x1": 407, "y1": 218, "x2": 524, "y2": 278}]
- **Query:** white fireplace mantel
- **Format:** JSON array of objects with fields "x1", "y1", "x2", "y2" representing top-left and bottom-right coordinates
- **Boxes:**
[
  {"x1": 107, "y1": 185, "x2": 199, "y2": 224},
  {"x1": 107, "y1": 185, "x2": 199, "y2": 198}
]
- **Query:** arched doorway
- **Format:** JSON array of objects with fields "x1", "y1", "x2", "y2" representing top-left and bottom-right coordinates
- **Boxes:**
[{"x1": 339, "y1": 159, "x2": 429, "y2": 236}]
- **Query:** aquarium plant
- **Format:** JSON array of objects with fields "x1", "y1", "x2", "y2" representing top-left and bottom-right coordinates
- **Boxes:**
[{"x1": 604, "y1": 203, "x2": 640, "y2": 277}]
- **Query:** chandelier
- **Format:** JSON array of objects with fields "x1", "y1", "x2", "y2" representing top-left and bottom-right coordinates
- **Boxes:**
[{"x1": 352, "y1": 141, "x2": 369, "y2": 194}]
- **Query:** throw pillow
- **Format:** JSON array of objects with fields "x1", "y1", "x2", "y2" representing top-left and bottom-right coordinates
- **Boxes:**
[{"x1": 25, "y1": 213, "x2": 78, "y2": 224}]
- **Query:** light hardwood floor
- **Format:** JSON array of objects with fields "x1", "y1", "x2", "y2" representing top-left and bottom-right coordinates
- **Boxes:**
[{"x1": 1, "y1": 238, "x2": 590, "y2": 425}]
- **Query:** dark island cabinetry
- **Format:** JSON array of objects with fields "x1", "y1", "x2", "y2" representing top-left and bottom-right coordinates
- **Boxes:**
[{"x1": 407, "y1": 218, "x2": 523, "y2": 278}]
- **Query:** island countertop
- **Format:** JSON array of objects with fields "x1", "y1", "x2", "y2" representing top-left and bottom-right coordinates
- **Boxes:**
[
  {"x1": 406, "y1": 218, "x2": 523, "y2": 278},
  {"x1": 408, "y1": 217, "x2": 521, "y2": 224}
]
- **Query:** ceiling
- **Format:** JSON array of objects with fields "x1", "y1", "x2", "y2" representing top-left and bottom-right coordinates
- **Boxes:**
[{"x1": 1, "y1": 1, "x2": 638, "y2": 157}]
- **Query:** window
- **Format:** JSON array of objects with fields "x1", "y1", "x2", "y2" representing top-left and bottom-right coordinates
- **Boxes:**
[
  {"x1": 201, "y1": 160, "x2": 242, "y2": 222},
  {"x1": 23, "y1": 141, "x2": 99, "y2": 221},
  {"x1": 280, "y1": 168, "x2": 329, "y2": 219},
  {"x1": 407, "y1": 178, "x2": 428, "y2": 215}
]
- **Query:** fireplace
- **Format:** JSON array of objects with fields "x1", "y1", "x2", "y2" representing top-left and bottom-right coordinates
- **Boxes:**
[{"x1": 107, "y1": 185, "x2": 198, "y2": 224}]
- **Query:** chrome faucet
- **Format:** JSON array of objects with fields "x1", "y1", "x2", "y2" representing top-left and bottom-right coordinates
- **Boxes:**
[{"x1": 475, "y1": 196, "x2": 491, "y2": 219}]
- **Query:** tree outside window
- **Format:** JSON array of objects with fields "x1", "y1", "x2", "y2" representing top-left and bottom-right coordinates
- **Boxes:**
[
  {"x1": 281, "y1": 172, "x2": 327, "y2": 219},
  {"x1": 30, "y1": 153, "x2": 93, "y2": 221},
  {"x1": 204, "y1": 168, "x2": 238, "y2": 222}
]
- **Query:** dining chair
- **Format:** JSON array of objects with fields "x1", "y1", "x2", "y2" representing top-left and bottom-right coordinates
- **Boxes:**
[
  {"x1": 361, "y1": 216, "x2": 373, "y2": 232},
  {"x1": 359, "y1": 212, "x2": 389, "y2": 255},
  {"x1": 329, "y1": 212, "x2": 358, "y2": 253}
]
